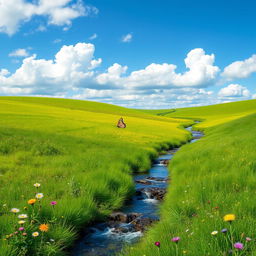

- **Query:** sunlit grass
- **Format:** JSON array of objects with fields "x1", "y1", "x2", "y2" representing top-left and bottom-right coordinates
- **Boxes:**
[
  {"x1": 0, "y1": 97, "x2": 191, "y2": 255},
  {"x1": 124, "y1": 102, "x2": 256, "y2": 256}
]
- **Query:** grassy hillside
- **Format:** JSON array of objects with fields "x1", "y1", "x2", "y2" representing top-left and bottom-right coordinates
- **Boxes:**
[
  {"x1": 143, "y1": 99, "x2": 256, "y2": 128},
  {"x1": 0, "y1": 97, "x2": 191, "y2": 256},
  {"x1": 124, "y1": 101, "x2": 256, "y2": 256},
  {"x1": 0, "y1": 97, "x2": 183, "y2": 124}
]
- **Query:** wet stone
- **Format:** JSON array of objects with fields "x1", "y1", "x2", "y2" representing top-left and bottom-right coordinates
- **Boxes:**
[
  {"x1": 108, "y1": 212, "x2": 141, "y2": 224},
  {"x1": 137, "y1": 187, "x2": 167, "y2": 200},
  {"x1": 154, "y1": 159, "x2": 169, "y2": 165},
  {"x1": 146, "y1": 176, "x2": 170, "y2": 182},
  {"x1": 131, "y1": 217, "x2": 158, "y2": 232},
  {"x1": 135, "y1": 179, "x2": 153, "y2": 185}
]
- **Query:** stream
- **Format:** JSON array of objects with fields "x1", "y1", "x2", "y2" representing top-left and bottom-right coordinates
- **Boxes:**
[{"x1": 72, "y1": 126, "x2": 203, "y2": 256}]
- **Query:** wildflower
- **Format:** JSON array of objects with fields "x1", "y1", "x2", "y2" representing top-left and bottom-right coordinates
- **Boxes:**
[
  {"x1": 224, "y1": 214, "x2": 236, "y2": 222},
  {"x1": 22, "y1": 233, "x2": 27, "y2": 236},
  {"x1": 35, "y1": 193, "x2": 44, "y2": 199},
  {"x1": 171, "y1": 237, "x2": 181, "y2": 243},
  {"x1": 211, "y1": 231, "x2": 218, "y2": 236},
  {"x1": 18, "y1": 214, "x2": 28, "y2": 219},
  {"x1": 234, "y1": 242, "x2": 243, "y2": 250},
  {"x1": 221, "y1": 228, "x2": 228, "y2": 233},
  {"x1": 23, "y1": 207, "x2": 28, "y2": 210},
  {"x1": 28, "y1": 199, "x2": 36, "y2": 205},
  {"x1": 39, "y1": 224, "x2": 49, "y2": 232},
  {"x1": 18, "y1": 227, "x2": 24, "y2": 231},
  {"x1": 10, "y1": 208, "x2": 20, "y2": 214},
  {"x1": 246, "y1": 237, "x2": 252, "y2": 242},
  {"x1": 154, "y1": 241, "x2": 160, "y2": 247},
  {"x1": 34, "y1": 183, "x2": 41, "y2": 188},
  {"x1": 32, "y1": 232, "x2": 39, "y2": 237},
  {"x1": 50, "y1": 201, "x2": 57, "y2": 206}
]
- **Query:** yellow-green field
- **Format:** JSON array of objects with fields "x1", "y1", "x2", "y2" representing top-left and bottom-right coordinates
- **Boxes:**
[
  {"x1": 126, "y1": 99, "x2": 256, "y2": 256},
  {"x1": 1, "y1": 97, "x2": 256, "y2": 256},
  {"x1": 0, "y1": 97, "x2": 191, "y2": 256},
  {"x1": 142, "y1": 99, "x2": 256, "y2": 128}
]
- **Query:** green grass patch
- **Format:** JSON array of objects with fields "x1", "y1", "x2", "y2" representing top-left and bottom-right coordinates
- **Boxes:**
[
  {"x1": 0, "y1": 97, "x2": 190, "y2": 255},
  {"x1": 123, "y1": 112, "x2": 256, "y2": 256},
  {"x1": 148, "y1": 99, "x2": 256, "y2": 128}
]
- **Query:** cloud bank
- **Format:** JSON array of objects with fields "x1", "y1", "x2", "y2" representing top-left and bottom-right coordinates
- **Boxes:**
[{"x1": 0, "y1": 42, "x2": 254, "y2": 108}]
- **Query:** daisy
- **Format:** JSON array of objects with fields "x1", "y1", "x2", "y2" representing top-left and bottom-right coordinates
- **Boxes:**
[
  {"x1": 32, "y1": 232, "x2": 39, "y2": 237},
  {"x1": 18, "y1": 214, "x2": 28, "y2": 219},
  {"x1": 35, "y1": 193, "x2": 44, "y2": 199},
  {"x1": 11, "y1": 208, "x2": 20, "y2": 213},
  {"x1": 34, "y1": 183, "x2": 41, "y2": 188}
]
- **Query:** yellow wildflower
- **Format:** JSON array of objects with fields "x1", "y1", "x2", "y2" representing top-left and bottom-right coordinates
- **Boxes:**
[{"x1": 223, "y1": 214, "x2": 236, "y2": 222}]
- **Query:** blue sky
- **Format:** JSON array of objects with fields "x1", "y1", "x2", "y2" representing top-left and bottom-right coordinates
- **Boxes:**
[{"x1": 0, "y1": 0, "x2": 256, "y2": 108}]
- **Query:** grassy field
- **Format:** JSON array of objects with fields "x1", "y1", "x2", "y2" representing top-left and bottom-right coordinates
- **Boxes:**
[
  {"x1": 144, "y1": 99, "x2": 256, "y2": 128},
  {"x1": 0, "y1": 97, "x2": 191, "y2": 256},
  {"x1": 124, "y1": 100, "x2": 256, "y2": 256}
]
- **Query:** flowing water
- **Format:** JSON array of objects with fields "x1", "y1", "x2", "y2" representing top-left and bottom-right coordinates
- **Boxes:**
[{"x1": 72, "y1": 126, "x2": 203, "y2": 256}]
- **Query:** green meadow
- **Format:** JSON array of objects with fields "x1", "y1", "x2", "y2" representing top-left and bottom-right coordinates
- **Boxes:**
[
  {"x1": 0, "y1": 97, "x2": 190, "y2": 256},
  {"x1": 125, "y1": 99, "x2": 256, "y2": 256},
  {"x1": 0, "y1": 97, "x2": 256, "y2": 256}
]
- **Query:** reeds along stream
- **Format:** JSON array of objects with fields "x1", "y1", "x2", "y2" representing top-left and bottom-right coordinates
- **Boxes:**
[{"x1": 72, "y1": 126, "x2": 203, "y2": 256}]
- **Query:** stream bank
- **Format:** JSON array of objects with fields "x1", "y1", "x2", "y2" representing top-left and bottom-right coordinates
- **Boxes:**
[{"x1": 72, "y1": 126, "x2": 203, "y2": 256}]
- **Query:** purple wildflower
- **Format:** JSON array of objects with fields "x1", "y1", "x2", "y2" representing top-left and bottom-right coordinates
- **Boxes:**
[
  {"x1": 171, "y1": 237, "x2": 181, "y2": 243},
  {"x1": 234, "y1": 242, "x2": 244, "y2": 250},
  {"x1": 155, "y1": 241, "x2": 160, "y2": 247},
  {"x1": 221, "y1": 228, "x2": 228, "y2": 233}
]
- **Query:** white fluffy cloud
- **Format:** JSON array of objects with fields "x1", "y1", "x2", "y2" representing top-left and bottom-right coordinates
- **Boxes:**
[
  {"x1": 0, "y1": 0, "x2": 97, "y2": 35},
  {"x1": 1, "y1": 42, "x2": 254, "y2": 108},
  {"x1": 0, "y1": 43, "x2": 102, "y2": 94},
  {"x1": 71, "y1": 87, "x2": 216, "y2": 109},
  {"x1": 0, "y1": 44, "x2": 221, "y2": 107},
  {"x1": 122, "y1": 33, "x2": 133, "y2": 43},
  {"x1": 9, "y1": 48, "x2": 29, "y2": 57},
  {"x1": 96, "y1": 48, "x2": 219, "y2": 89},
  {"x1": 218, "y1": 84, "x2": 250, "y2": 98},
  {"x1": 222, "y1": 54, "x2": 256, "y2": 80}
]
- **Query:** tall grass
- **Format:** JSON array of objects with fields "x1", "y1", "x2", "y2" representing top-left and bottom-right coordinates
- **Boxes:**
[
  {"x1": 123, "y1": 113, "x2": 256, "y2": 256},
  {"x1": 0, "y1": 97, "x2": 191, "y2": 255}
]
